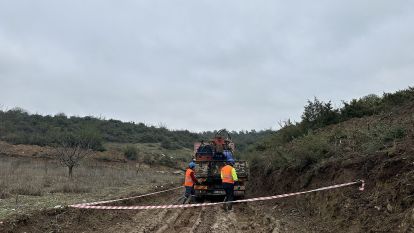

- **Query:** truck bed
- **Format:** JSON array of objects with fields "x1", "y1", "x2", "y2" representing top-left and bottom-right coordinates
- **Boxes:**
[{"x1": 194, "y1": 160, "x2": 248, "y2": 179}]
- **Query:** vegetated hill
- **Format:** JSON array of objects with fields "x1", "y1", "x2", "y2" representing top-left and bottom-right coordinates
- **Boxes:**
[
  {"x1": 0, "y1": 108, "x2": 272, "y2": 153},
  {"x1": 0, "y1": 110, "x2": 200, "y2": 150},
  {"x1": 246, "y1": 87, "x2": 414, "y2": 232}
]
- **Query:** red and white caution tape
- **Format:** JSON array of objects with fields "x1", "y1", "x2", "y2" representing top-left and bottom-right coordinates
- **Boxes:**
[
  {"x1": 70, "y1": 180, "x2": 365, "y2": 210},
  {"x1": 70, "y1": 186, "x2": 182, "y2": 207}
]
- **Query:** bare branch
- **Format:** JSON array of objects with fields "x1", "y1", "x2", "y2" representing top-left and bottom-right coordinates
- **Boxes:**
[{"x1": 54, "y1": 134, "x2": 95, "y2": 178}]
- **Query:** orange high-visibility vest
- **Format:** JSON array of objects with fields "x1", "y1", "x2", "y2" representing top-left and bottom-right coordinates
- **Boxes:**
[
  {"x1": 221, "y1": 165, "x2": 234, "y2": 184},
  {"x1": 184, "y1": 168, "x2": 194, "y2": 187}
]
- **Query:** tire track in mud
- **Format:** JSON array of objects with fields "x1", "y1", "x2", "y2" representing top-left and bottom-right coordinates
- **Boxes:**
[
  {"x1": 166, "y1": 208, "x2": 199, "y2": 232},
  {"x1": 116, "y1": 197, "x2": 285, "y2": 233},
  {"x1": 190, "y1": 206, "x2": 217, "y2": 233},
  {"x1": 154, "y1": 208, "x2": 196, "y2": 233},
  {"x1": 101, "y1": 189, "x2": 186, "y2": 233},
  {"x1": 100, "y1": 189, "x2": 311, "y2": 233},
  {"x1": 210, "y1": 207, "x2": 238, "y2": 233},
  {"x1": 219, "y1": 203, "x2": 271, "y2": 232}
]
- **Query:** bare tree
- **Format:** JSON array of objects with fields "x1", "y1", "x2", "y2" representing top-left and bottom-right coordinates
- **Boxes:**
[{"x1": 55, "y1": 134, "x2": 95, "y2": 178}]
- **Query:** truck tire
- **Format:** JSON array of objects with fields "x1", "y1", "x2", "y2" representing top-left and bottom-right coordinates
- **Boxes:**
[{"x1": 194, "y1": 196, "x2": 205, "y2": 203}]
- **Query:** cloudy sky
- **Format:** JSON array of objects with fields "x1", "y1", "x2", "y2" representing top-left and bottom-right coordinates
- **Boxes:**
[{"x1": 0, "y1": 1, "x2": 413, "y2": 131}]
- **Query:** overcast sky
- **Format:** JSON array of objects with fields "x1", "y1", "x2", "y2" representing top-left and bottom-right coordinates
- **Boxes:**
[{"x1": 0, "y1": 1, "x2": 413, "y2": 131}]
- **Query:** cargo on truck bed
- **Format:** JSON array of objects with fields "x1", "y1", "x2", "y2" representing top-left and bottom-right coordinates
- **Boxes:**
[
  {"x1": 192, "y1": 130, "x2": 249, "y2": 200},
  {"x1": 194, "y1": 160, "x2": 248, "y2": 178}
]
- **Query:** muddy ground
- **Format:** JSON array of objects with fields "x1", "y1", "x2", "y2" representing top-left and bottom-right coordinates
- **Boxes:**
[
  {"x1": 1, "y1": 152, "x2": 413, "y2": 233},
  {"x1": 0, "y1": 187, "x2": 333, "y2": 233},
  {"x1": 1, "y1": 151, "x2": 413, "y2": 233}
]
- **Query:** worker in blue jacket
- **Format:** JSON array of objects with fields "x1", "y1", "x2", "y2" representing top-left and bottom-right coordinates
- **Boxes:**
[{"x1": 223, "y1": 149, "x2": 234, "y2": 161}]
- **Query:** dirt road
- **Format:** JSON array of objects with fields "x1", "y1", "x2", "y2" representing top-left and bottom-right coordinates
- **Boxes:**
[
  {"x1": 1, "y1": 187, "x2": 330, "y2": 233},
  {"x1": 97, "y1": 189, "x2": 330, "y2": 233}
]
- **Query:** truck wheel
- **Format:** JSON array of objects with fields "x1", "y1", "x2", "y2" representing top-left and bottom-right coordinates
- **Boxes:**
[{"x1": 194, "y1": 196, "x2": 205, "y2": 203}]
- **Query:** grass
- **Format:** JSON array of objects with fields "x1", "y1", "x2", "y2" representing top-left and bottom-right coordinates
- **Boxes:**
[{"x1": 0, "y1": 155, "x2": 182, "y2": 220}]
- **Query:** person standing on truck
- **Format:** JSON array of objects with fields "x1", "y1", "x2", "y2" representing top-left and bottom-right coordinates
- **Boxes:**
[
  {"x1": 221, "y1": 159, "x2": 238, "y2": 211},
  {"x1": 182, "y1": 161, "x2": 199, "y2": 204},
  {"x1": 223, "y1": 149, "x2": 234, "y2": 161}
]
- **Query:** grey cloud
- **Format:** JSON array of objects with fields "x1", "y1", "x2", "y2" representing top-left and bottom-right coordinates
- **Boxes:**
[{"x1": 0, "y1": 0, "x2": 413, "y2": 131}]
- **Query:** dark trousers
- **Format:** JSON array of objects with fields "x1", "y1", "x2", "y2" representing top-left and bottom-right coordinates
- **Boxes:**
[
  {"x1": 185, "y1": 186, "x2": 194, "y2": 198},
  {"x1": 182, "y1": 186, "x2": 195, "y2": 204},
  {"x1": 223, "y1": 183, "x2": 234, "y2": 210}
]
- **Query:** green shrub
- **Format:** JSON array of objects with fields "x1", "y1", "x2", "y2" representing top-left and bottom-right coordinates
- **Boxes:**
[
  {"x1": 301, "y1": 98, "x2": 340, "y2": 131},
  {"x1": 124, "y1": 145, "x2": 139, "y2": 160},
  {"x1": 353, "y1": 124, "x2": 407, "y2": 153},
  {"x1": 340, "y1": 94, "x2": 382, "y2": 119},
  {"x1": 382, "y1": 87, "x2": 414, "y2": 108},
  {"x1": 383, "y1": 126, "x2": 406, "y2": 142},
  {"x1": 291, "y1": 134, "x2": 331, "y2": 167},
  {"x1": 143, "y1": 154, "x2": 155, "y2": 166}
]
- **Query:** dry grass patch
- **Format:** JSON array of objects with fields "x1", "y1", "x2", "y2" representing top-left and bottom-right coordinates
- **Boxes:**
[
  {"x1": 0, "y1": 155, "x2": 182, "y2": 220},
  {"x1": 51, "y1": 183, "x2": 91, "y2": 194}
]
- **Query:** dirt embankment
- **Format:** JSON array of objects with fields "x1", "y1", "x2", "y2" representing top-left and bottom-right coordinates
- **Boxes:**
[
  {"x1": 250, "y1": 142, "x2": 414, "y2": 232},
  {"x1": 247, "y1": 101, "x2": 414, "y2": 232}
]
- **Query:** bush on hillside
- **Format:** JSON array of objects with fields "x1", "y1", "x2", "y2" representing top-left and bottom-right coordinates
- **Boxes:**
[
  {"x1": 301, "y1": 98, "x2": 340, "y2": 131},
  {"x1": 274, "y1": 120, "x2": 305, "y2": 145},
  {"x1": 289, "y1": 133, "x2": 331, "y2": 169},
  {"x1": 340, "y1": 94, "x2": 382, "y2": 119},
  {"x1": 143, "y1": 154, "x2": 156, "y2": 166},
  {"x1": 124, "y1": 145, "x2": 139, "y2": 160},
  {"x1": 361, "y1": 124, "x2": 407, "y2": 153},
  {"x1": 382, "y1": 87, "x2": 414, "y2": 107}
]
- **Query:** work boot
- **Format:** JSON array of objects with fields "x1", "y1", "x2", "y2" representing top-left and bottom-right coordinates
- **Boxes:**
[
  {"x1": 182, "y1": 196, "x2": 189, "y2": 204},
  {"x1": 176, "y1": 196, "x2": 185, "y2": 204},
  {"x1": 188, "y1": 195, "x2": 195, "y2": 204}
]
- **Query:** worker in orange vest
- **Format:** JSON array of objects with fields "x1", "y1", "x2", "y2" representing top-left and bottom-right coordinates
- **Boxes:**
[
  {"x1": 221, "y1": 159, "x2": 238, "y2": 211},
  {"x1": 183, "y1": 161, "x2": 199, "y2": 204}
]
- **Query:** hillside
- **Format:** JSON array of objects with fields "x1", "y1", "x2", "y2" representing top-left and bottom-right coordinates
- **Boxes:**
[
  {"x1": 0, "y1": 110, "x2": 199, "y2": 149},
  {"x1": 0, "y1": 109, "x2": 271, "y2": 154},
  {"x1": 247, "y1": 88, "x2": 414, "y2": 232}
]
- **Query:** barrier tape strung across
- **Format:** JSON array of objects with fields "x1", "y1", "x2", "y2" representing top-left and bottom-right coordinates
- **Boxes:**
[
  {"x1": 74, "y1": 186, "x2": 182, "y2": 207},
  {"x1": 69, "y1": 180, "x2": 365, "y2": 210}
]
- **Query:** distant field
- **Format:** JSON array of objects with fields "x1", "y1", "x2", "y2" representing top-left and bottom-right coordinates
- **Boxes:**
[{"x1": 0, "y1": 143, "x2": 185, "y2": 220}]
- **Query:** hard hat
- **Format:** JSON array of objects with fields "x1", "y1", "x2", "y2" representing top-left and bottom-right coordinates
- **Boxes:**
[
  {"x1": 227, "y1": 159, "x2": 235, "y2": 165},
  {"x1": 189, "y1": 162, "x2": 196, "y2": 168}
]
